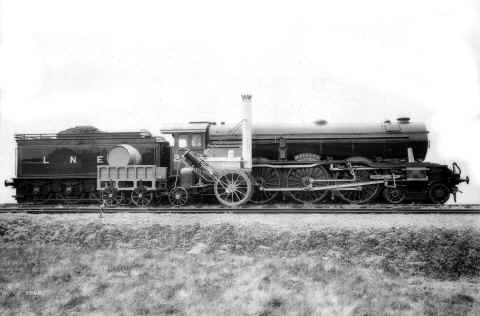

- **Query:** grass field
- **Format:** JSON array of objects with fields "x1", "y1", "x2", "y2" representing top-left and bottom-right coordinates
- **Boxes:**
[{"x1": 1, "y1": 213, "x2": 479, "y2": 315}]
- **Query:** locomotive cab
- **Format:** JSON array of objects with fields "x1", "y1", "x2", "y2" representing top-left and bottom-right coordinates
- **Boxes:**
[
  {"x1": 160, "y1": 122, "x2": 210, "y2": 176},
  {"x1": 159, "y1": 95, "x2": 254, "y2": 207}
]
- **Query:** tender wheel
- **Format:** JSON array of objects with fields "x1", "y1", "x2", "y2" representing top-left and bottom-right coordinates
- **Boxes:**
[
  {"x1": 115, "y1": 191, "x2": 127, "y2": 205},
  {"x1": 101, "y1": 186, "x2": 122, "y2": 207},
  {"x1": 428, "y1": 182, "x2": 450, "y2": 204},
  {"x1": 130, "y1": 186, "x2": 153, "y2": 207},
  {"x1": 251, "y1": 167, "x2": 280, "y2": 204},
  {"x1": 53, "y1": 193, "x2": 65, "y2": 202},
  {"x1": 168, "y1": 187, "x2": 189, "y2": 207},
  {"x1": 214, "y1": 170, "x2": 252, "y2": 207},
  {"x1": 383, "y1": 187, "x2": 406, "y2": 204},
  {"x1": 286, "y1": 166, "x2": 330, "y2": 203},
  {"x1": 63, "y1": 181, "x2": 82, "y2": 199},
  {"x1": 336, "y1": 169, "x2": 381, "y2": 204},
  {"x1": 82, "y1": 181, "x2": 98, "y2": 202},
  {"x1": 31, "y1": 190, "x2": 42, "y2": 203}
]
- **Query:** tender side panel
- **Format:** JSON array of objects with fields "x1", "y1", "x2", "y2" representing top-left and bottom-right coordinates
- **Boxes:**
[{"x1": 16, "y1": 137, "x2": 162, "y2": 179}]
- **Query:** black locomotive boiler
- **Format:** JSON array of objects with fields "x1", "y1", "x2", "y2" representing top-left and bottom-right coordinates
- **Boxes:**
[{"x1": 4, "y1": 101, "x2": 469, "y2": 206}]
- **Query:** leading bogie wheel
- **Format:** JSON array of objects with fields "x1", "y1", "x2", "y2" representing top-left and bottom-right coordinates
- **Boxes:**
[
  {"x1": 130, "y1": 186, "x2": 154, "y2": 207},
  {"x1": 168, "y1": 187, "x2": 189, "y2": 207},
  {"x1": 251, "y1": 167, "x2": 280, "y2": 204},
  {"x1": 214, "y1": 170, "x2": 252, "y2": 207}
]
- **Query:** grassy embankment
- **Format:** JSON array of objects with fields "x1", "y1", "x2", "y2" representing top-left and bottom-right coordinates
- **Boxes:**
[{"x1": 0, "y1": 214, "x2": 479, "y2": 315}]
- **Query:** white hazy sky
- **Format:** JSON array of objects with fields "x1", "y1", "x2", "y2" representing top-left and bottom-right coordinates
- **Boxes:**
[{"x1": 1, "y1": 0, "x2": 479, "y2": 202}]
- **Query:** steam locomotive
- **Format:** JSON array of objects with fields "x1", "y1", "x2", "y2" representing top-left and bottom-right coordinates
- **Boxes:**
[{"x1": 4, "y1": 99, "x2": 469, "y2": 206}]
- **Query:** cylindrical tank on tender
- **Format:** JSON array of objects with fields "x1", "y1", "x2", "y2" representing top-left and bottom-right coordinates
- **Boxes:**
[{"x1": 107, "y1": 144, "x2": 142, "y2": 166}]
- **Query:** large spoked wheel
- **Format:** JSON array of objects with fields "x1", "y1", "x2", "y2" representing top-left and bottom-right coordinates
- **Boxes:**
[
  {"x1": 286, "y1": 166, "x2": 330, "y2": 203},
  {"x1": 336, "y1": 169, "x2": 381, "y2": 204},
  {"x1": 168, "y1": 187, "x2": 189, "y2": 207},
  {"x1": 383, "y1": 187, "x2": 407, "y2": 204},
  {"x1": 251, "y1": 167, "x2": 280, "y2": 204},
  {"x1": 131, "y1": 186, "x2": 153, "y2": 207},
  {"x1": 428, "y1": 182, "x2": 450, "y2": 204},
  {"x1": 101, "y1": 186, "x2": 123, "y2": 207},
  {"x1": 214, "y1": 170, "x2": 252, "y2": 207}
]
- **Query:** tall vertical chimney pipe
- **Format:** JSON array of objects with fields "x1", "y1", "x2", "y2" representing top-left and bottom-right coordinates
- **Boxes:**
[
  {"x1": 407, "y1": 147, "x2": 415, "y2": 163},
  {"x1": 241, "y1": 94, "x2": 252, "y2": 170}
]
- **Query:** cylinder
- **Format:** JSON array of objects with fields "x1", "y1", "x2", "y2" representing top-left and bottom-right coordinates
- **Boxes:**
[
  {"x1": 107, "y1": 144, "x2": 142, "y2": 166},
  {"x1": 241, "y1": 94, "x2": 252, "y2": 170}
]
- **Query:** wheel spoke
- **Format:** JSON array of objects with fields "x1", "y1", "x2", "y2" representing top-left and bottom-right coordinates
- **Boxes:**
[
  {"x1": 235, "y1": 190, "x2": 246, "y2": 197},
  {"x1": 233, "y1": 174, "x2": 241, "y2": 186},
  {"x1": 232, "y1": 191, "x2": 241, "y2": 202}
]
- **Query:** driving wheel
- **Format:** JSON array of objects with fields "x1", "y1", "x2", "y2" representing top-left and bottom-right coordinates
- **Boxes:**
[
  {"x1": 336, "y1": 169, "x2": 381, "y2": 204},
  {"x1": 286, "y1": 166, "x2": 331, "y2": 203},
  {"x1": 251, "y1": 167, "x2": 280, "y2": 204}
]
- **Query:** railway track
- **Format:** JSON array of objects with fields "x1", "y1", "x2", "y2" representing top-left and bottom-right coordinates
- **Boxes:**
[{"x1": 0, "y1": 203, "x2": 479, "y2": 214}]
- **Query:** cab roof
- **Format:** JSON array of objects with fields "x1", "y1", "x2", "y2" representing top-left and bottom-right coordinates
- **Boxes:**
[{"x1": 160, "y1": 122, "x2": 210, "y2": 134}]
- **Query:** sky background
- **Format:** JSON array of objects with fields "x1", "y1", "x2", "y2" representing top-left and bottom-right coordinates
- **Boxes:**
[{"x1": 0, "y1": 0, "x2": 479, "y2": 203}]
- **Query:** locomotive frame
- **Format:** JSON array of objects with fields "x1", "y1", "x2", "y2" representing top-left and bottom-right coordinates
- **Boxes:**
[{"x1": 248, "y1": 160, "x2": 465, "y2": 205}]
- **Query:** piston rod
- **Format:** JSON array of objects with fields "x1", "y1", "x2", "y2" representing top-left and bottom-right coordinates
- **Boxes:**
[{"x1": 260, "y1": 180, "x2": 385, "y2": 192}]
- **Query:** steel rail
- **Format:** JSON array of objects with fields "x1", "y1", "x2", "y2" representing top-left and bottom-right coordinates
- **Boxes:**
[{"x1": 0, "y1": 203, "x2": 479, "y2": 214}]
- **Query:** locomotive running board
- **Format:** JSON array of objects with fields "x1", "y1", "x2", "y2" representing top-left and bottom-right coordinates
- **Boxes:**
[
  {"x1": 260, "y1": 180, "x2": 385, "y2": 192},
  {"x1": 254, "y1": 163, "x2": 321, "y2": 169},
  {"x1": 253, "y1": 163, "x2": 375, "y2": 171}
]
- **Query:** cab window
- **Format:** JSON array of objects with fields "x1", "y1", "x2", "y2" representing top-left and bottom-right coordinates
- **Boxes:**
[
  {"x1": 191, "y1": 134, "x2": 202, "y2": 147},
  {"x1": 178, "y1": 135, "x2": 188, "y2": 148}
]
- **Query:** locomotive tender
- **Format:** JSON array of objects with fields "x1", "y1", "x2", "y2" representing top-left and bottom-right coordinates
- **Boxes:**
[
  {"x1": 5, "y1": 95, "x2": 469, "y2": 206},
  {"x1": 6, "y1": 130, "x2": 170, "y2": 205}
]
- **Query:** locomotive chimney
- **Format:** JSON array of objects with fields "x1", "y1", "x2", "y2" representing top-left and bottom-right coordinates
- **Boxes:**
[{"x1": 241, "y1": 94, "x2": 252, "y2": 170}]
